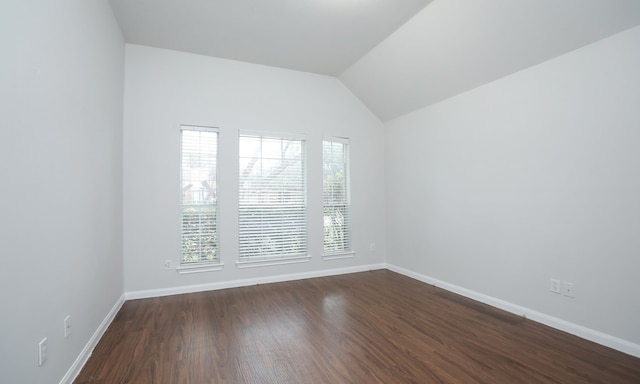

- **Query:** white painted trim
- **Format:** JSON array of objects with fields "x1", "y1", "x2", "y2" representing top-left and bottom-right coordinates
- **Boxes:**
[
  {"x1": 176, "y1": 262, "x2": 224, "y2": 274},
  {"x1": 125, "y1": 263, "x2": 386, "y2": 300},
  {"x1": 322, "y1": 251, "x2": 355, "y2": 260},
  {"x1": 180, "y1": 124, "x2": 219, "y2": 133},
  {"x1": 64, "y1": 263, "x2": 638, "y2": 384},
  {"x1": 240, "y1": 129, "x2": 307, "y2": 141},
  {"x1": 386, "y1": 264, "x2": 640, "y2": 359},
  {"x1": 235, "y1": 254, "x2": 311, "y2": 269},
  {"x1": 60, "y1": 294, "x2": 125, "y2": 384},
  {"x1": 323, "y1": 136, "x2": 350, "y2": 145}
]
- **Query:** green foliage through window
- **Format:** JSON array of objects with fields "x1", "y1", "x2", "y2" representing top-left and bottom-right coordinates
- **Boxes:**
[
  {"x1": 180, "y1": 126, "x2": 219, "y2": 264},
  {"x1": 239, "y1": 134, "x2": 307, "y2": 261},
  {"x1": 323, "y1": 139, "x2": 351, "y2": 253}
]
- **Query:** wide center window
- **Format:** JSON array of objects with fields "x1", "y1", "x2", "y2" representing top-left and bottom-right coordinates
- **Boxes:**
[{"x1": 238, "y1": 132, "x2": 308, "y2": 266}]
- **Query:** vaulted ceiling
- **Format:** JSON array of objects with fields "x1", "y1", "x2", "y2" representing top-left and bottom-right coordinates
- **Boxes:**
[
  {"x1": 109, "y1": 0, "x2": 433, "y2": 76},
  {"x1": 110, "y1": 0, "x2": 640, "y2": 121}
]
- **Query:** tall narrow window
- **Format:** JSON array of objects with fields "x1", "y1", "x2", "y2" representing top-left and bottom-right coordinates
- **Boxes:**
[
  {"x1": 239, "y1": 132, "x2": 308, "y2": 266},
  {"x1": 323, "y1": 138, "x2": 351, "y2": 255},
  {"x1": 180, "y1": 125, "x2": 219, "y2": 266}
]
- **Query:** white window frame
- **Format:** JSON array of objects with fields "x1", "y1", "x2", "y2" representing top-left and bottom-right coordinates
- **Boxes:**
[
  {"x1": 237, "y1": 130, "x2": 310, "y2": 268},
  {"x1": 322, "y1": 136, "x2": 354, "y2": 260},
  {"x1": 177, "y1": 125, "x2": 223, "y2": 274}
]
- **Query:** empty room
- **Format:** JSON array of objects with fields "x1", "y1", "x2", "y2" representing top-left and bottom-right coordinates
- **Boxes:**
[{"x1": 1, "y1": 0, "x2": 640, "y2": 383}]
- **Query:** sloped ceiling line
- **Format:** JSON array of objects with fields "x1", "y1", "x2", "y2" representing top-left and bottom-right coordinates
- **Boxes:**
[{"x1": 110, "y1": 0, "x2": 640, "y2": 122}]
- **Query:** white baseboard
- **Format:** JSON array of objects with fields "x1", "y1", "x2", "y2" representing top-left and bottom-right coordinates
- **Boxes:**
[
  {"x1": 59, "y1": 264, "x2": 385, "y2": 383},
  {"x1": 386, "y1": 263, "x2": 640, "y2": 359},
  {"x1": 62, "y1": 262, "x2": 639, "y2": 384},
  {"x1": 60, "y1": 294, "x2": 125, "y2": 384},
  {"x1": 125, "y1": 263, "x2": 387, "y2": 300}
]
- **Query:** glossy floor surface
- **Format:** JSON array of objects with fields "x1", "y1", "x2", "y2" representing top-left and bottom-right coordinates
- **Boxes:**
[{"x1": 75, "y1": 270, "x2": 640, "y2": 383}]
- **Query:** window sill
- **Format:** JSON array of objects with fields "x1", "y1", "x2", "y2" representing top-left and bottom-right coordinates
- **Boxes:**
[
  {"x1": 176, "y1": 262, "x2": 224, "y2": 274},
  {"x1": 236, "y1": 254, "x2": 311, "y2": 269},
  {"x1": 322, "y1": 251, "x2": 355, "y2": 261}
]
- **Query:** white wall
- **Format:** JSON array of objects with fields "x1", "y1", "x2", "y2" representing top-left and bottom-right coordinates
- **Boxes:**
[
  {"x1": 123, "y1": 45, "x2": 386, "y2": 294},
  {"x1": 386, "y1": 26, "x2": 640, "y2": 347},
  {"x1": 0, "y1": 1, "x2": 125, "y2": 383}
]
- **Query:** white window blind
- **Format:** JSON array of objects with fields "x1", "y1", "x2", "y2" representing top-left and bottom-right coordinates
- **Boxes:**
[
  {"x1": 323, "y1": 138, "x2": 351, "y2": 254},
  {"x1": 239, "y1": 133, "x2": 307, "y2": 262},
  {"x1": 180, "y1": 125, "x2": 219, "y2": 265}
]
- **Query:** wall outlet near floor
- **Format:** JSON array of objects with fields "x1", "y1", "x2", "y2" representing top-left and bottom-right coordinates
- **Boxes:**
[
  {"x1": 38, "y1": 337, "x2": 47, "y2": 366},
  {"x1": 64, "y1": 315, "x2": 71, "y2": 338},
  {"x1": 550, "y1": 278, "x2": 561, "y2": 294},
  {"x1": 563, "y1": 282, "x2": 575, "y2": 298},
  {"x1": 164, "y1": 260, "x2": 173, "y2": 270},
  {"x1": 369, "y1": 243, "x2": 376, "y2": 252}
]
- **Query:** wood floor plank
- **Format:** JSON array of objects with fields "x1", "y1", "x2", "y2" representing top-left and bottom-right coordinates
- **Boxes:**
[{"x1": 74, "y1": 270, "x2": 640, "y2": 383}]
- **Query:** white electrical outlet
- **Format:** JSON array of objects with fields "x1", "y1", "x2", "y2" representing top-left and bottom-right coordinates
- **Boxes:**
[
  {"x1": 64, "y1": 315, "x2": 71, "y2": 338},
  {"x1": 563, "y1": 282, "x2": 575, "y2": 298},
  {"x1": 38, "y1": 337, "x2": 47, "y2": 366},
  {"x1": 550, "y1": 278, "x2": 561, "y2": 294},
  {"x1": 164, "y1": 260, "x2": 172, "y2": 270},
  {"x1": 369, "y1": 243, "x2": 376, "y2": 252}
]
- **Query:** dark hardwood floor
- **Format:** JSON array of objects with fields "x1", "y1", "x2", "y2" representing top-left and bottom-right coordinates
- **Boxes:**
[{"x1": 74, "y1": 270, "x2": 640, "y2": 383}]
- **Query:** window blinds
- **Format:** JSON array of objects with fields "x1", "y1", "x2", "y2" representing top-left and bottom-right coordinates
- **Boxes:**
[
  {"x1": 323, "y1": 138, "x2": 351, "y2": 254},
  {"x1": 180, "y1": 126, "x2": 219, "y2": 264},
  {"x1": 239, "y1": 133, "x2": 307, "y2": 261}
]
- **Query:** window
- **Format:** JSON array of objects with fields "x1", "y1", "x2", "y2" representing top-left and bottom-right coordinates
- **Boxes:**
[
  {"x1": 323, "y1": 138, "x2": 352, "y2": 256},
  {"x1": 179, "y1": 125, "x2": 220, "y2": 270},
  {"x1": 238, "y1": 132, "x2": 308, "y2": 266}
]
